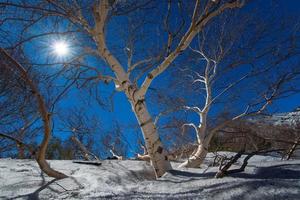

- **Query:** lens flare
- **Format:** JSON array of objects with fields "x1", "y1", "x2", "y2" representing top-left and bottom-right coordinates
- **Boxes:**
[{"x1": 52, "y1": 41, "x2": 69, "y2": 56}]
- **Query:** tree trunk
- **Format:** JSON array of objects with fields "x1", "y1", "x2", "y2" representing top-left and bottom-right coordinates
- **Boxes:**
[
  {"x1": 178, "y1": 109, "x2": 211, "y2": 168},
  {"x1": 36, "y1": 112, "x2": 67, "y2": 179},
  {"x1": 17, "y1": 144, "x2": 25, "y2": 159},
  {"x1": 36, "y1": 155, "x2": 67, "y2": 179},
  {"x1": 215, "y1": 149, "x2": 245, "y2": 178},
  {"x1": 71, "y1": 136, "x2": 90, "y2": 160},
  {"x1": 285, "y1": 137, "x2": 300, "y2": 160},
  {"x1": 178, "y1": 142, "x2": 208, "y2": 168},
  {"x1": 71, "y1": 136, "x2": 100, "y2": 161},
  {"x1": 0, "y1": 48, "x2": 67, "y2": 179},
  {"x1": 92, "y1": 4, "x2": 172, "y2": 177},
  {"x1": 130, "y1": 98, "x2": 172, "y2": 177}
]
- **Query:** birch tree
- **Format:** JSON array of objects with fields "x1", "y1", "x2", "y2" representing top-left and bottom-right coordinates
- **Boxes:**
[
  {"x1": 175, "y1": 10, "x2": 300, "y2": 168},
  {"x1": 0, "y1": 0, "x2": 246, "y2": 177}
]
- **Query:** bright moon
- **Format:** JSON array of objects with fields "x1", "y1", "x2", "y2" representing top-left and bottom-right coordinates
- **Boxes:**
[{"x1": 52, "y1": 41, "x2": 69, "y2": 56}]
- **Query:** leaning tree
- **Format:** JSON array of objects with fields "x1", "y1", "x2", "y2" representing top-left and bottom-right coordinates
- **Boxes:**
[{"x1": 0, "y1": 48, "x2": 67, "y2": 178}]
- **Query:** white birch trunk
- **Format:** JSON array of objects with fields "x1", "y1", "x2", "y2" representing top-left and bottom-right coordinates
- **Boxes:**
[
  {"x1": 179, "y1": 50, "x2": 213, "y2": 168},
  {"x1": 94, "y1": 38, "x2": 172, "y2": 178},
  {"x1": 178, "y1": 142, "x2": 208, "y2": 168},
  {"x1": 130, "y1": 97, "x2": 172, "y2": 177},
  {"x1": 178, "y1": 116, "x2": 211, "y2": 168},
  {"x1": 92, "y1": 4, "x2": 172, "y2": 176}
]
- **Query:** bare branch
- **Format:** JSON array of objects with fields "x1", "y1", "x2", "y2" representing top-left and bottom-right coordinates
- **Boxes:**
[
  {"x1": 127, "y1": 57, "x2": 153, "y2": 74},
  {"x1": 182, "y1": 123, "x2": 199, "y2": 135},
  {"x1": 138, "y1": 0, "x2": 245, "y2": 98},
  {"x1": 0, "y1": 132, "x2": 35, "y2": 155}
]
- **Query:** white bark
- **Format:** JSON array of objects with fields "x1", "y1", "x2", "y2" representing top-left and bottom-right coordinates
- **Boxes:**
[
  {"x1": 138, "y1": 0, "x2": 245, "y2": 98},
  {"x1": 92, "y1": 0, "x2": 171, "y2": 178},
  {"x1": 284, "y1": 137, "x2": 300, "y2": 160},
  {"x1": 178, "y1": 142, "x2": 208, "y2": 168},
  {"x1": 179, "y1": 50, "x2": 215, "y2": 168},
  {"x1": 131, "y1": 98, "x2": 172, "y2": 177},
  {"x1": 110, "y1": 149, "x2": 123, "y2": 160},
  {"x1": 89, "y1": 0, "x2": 244, "y2": 176}
]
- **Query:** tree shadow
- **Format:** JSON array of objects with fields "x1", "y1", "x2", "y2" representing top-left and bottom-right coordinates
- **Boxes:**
[
  {"x1": 7, "y1": 175, "x2": 83, "y2": 200},
  {"x1": 207, "y1": 179, "x2": 300, "y2": 200},
  {"x1": 229, "y1": 164, "x2": 300, "y2": 179},
  {"x1": 100, "y1": 182, "x2": 227, "y2": 199},
  {"x1": 158, "y1": 169, "x2": 216, "y2": 183},
  {"x1": 5, "y1": 162, "x2": 299, "y2": 199},
  {"x1": 98, "y1": 177, "x2": 300, "y2": 199},
  {"x1": 167, "y1": 169, "x2": 215, "y2": 178},
  {"x1": 101, "y1": 161, "x2": 156, "y2": 182},
  {"x1": 8, "y1": 178, "x2": 59, "y2": 200}
]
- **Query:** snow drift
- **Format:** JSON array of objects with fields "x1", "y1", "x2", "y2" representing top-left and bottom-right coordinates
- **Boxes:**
[{"x1": 0, "y1": 153, "x2": 299, "y2": 199}]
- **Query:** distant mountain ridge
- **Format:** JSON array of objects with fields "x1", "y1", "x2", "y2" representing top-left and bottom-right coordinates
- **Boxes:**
[{"x1": 247, "y1": 109, "x2": 300, "y2": 127}]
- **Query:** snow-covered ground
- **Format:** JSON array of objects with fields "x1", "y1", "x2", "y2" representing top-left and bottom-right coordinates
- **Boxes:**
[
  {"x1": 0, "y1": 152, "x2": 300, "y2": 199},
  {"x1": 247, "y1": 110, "x2": 300, "y2": 127}
]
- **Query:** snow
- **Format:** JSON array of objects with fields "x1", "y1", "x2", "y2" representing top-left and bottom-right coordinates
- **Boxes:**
[
  {"x1": 0, "y1": 153, "x2": 300, "y2": 199},
  {"x1": 247, "y1": 111, "x2": 300, "y2": 127}
]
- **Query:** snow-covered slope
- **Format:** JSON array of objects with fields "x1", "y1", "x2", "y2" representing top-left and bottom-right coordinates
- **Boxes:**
[
  {"x1": 1, "y1": 153, "x2": 299, "y2": 199},
  {"x1": 247, "y1": 110, "x2": 300, "y2": 127}
]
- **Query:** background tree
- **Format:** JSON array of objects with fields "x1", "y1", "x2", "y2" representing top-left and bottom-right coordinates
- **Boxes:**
[
  {"x1": 0, "y1": 48, "x2": 67, "y2": 178},
  {"x1": 152, "y1": 4, "x2": 300, "y2": 168}
]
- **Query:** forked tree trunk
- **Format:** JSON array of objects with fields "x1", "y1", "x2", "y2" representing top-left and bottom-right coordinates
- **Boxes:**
[
  {"x1": 92, "y1": 8, "x2": 172, "y2": 176},
  {"x1": 95, "y1": 49, "x2": 172, "y2": 177},
  {"x1": 130, "y1": 97, "x2": 172, "y2": 177},
  {"x1": 95, "y1": 48, "x2": 173, "y2": 177},
  {"x1": 179, "y1": 94, "x2": 212, "y2": 168}
]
